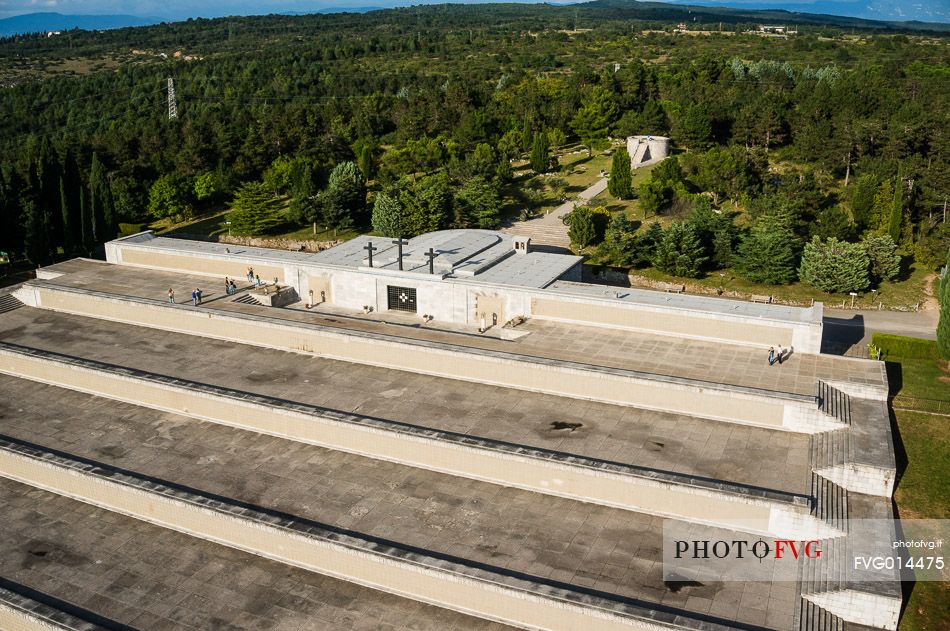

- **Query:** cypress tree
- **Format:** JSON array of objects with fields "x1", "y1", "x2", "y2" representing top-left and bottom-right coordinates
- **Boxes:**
[
  {"x1": 35, "y1": 139, "x2": 63, "y2": 253},
  {"x1": 59, "y1": 148, "x2": 82, "y2": 255},
  {"x1": 21, "y1": 198, "x2": 52, "y2": 264},
  {"x1": 520, "y1": 117, "x2": 532, "y2": 153},
  {"x1": 79, "y1": 185, "x2": 94, "y2": 252},
  {"x1": 608, "y1": 148, "x2": 633, "y2": 199},
  {"x1": 58, "y1": 177, "x2": 73, "y2": 255},
  {"x1": 88, "y1": 153, "x2": 116, "y2": 242},
  {"x1": 0, "y1": 166, "x2": 26, "y2": 257},
  {"x1": 938, "y1": 250, "x2": 950, "y2": 359},
  {"x1": 530, "y1": 131, "x2": 549, "y2": 173},
  {"x1": 887, "y1": 171, "x2": 903, "y2": 243}
]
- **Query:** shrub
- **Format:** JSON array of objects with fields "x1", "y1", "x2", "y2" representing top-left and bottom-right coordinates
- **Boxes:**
[{"x1": 870, "y1": 333, "x2": 940, "y2": 360}]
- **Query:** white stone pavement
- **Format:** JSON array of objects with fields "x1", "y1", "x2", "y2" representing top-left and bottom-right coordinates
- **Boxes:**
[{"x1": 502, "y1": 177, "x2": 608, "y2": 249}]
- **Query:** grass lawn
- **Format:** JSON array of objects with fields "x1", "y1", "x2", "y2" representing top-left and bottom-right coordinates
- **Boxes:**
[
  {"x1": 502, "y1": 145, "x2": 620, "y2": 219},
  {"x1": 892, "y1": 407, "x2": 950, "y2": 631},
  {"x1": 881, "y1": 339, "x2": 950, "y2": 630},
  {"x1": 148, "y1": 206, "x2": 360, "y2": 243},
  {"x1": 586, "y1": 162, "x2": 659, "y2": 218},
  {"x1": 608, "y1": 264, "x2": 933, "y2": 310}
]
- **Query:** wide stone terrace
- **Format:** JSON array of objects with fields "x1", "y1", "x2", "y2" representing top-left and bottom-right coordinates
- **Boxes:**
[
  {"x1": 0, "y1": 306, "x2": 813, "y2": 496},
  {"x1": 0, "y1": 374, "x2": 801, "y2": 629},
  {"x1": 0, "y1": 476, "x2": 511, "y2": 631},
  {"x1": 33, "y1": 260, "x2": 884, "y2": 396}
]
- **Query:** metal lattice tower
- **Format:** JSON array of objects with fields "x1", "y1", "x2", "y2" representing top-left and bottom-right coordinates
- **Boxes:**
[{"x1": 167, "y1": 77, "x2": 178, "y2": 120}]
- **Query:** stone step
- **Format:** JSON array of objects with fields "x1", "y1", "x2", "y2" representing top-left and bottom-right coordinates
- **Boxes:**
[
  {"x1": 0, "y1": 293, "x2": 23, "y2": 315},
  {"x1": 810, "y1": 472, "x2": 849, "y2": 532},
  {"x1": 817, "y1": 381, "x2": 852, "y2": 425},
  {"x1": 799, "y1": 597, "x2": 844, "y2": 631},
  {"x1": 0, "y1": 577, "x2": 111, "y2": 631}
]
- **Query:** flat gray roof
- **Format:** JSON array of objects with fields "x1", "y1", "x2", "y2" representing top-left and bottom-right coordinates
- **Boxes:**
[
  {"x1": 119, "y1": 230, "x2": 582, "y2": 290},
  {"x1": 549, "y1": 280, "x2": 819, "y2": 323}
]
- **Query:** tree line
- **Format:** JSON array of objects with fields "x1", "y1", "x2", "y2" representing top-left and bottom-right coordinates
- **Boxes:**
[{"x1": 0, "y1": 3, "x2": 946, "y2": 270}]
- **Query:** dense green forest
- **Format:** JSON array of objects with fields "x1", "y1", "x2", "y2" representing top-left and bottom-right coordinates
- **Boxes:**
[{"x1": 0, "y1": 1, "x2": 948, "y2": 300}]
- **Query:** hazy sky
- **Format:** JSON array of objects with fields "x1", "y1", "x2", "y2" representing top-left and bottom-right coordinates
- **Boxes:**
[{"x1": 1, "y1": 0, "x2": 947, "y2": 22}]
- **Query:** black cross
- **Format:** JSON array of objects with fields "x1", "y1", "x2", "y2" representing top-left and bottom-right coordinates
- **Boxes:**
[
  {"x1": 392, "y1": 238, "x2": 409, "y2": 271},
  {"x1": 364, "y1": 241, "x2": 378, "y2": 268},
  {"x1": 425, "y1": 248, "x2": 438, "y2": 275}
]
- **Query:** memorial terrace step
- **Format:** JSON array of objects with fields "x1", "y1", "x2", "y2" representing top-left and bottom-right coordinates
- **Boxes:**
[
  {"x1": 15, "y1": 258, "x2": 884, "y2": 394},
  {"x1": 0, "y1": 305, "x2": 818, "y2": 500},
  {"x1": 0, "y1": 344, "x2": 839, "y2": 541},
  {"x1": 0, "y1": 434, "x2": 784, "y2": 631},
  {"x1": 0, "y1": 477, "x2": 513, "y2": 631},
  {"x1": 0, "y1": 577, "x2": 111, "y2": 631},
  {"x1": 16, "y1": 280, "x2": 843, "y2": 434}
]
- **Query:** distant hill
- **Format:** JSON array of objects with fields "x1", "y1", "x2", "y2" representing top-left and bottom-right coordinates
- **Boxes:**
[
  {"x1": 0, "y1": 12, "x2": 160, "y2": 37},
  {"x1": 663, "y1": 1, "x2": 949, "y2": 25},
  {"x1": 582, "y1": 0, "x2": 950, "y2": 31}
]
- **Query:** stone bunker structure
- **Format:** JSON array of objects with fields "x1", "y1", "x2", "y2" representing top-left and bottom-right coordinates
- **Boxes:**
[
  {"x1": 0, "y1": 230, "x2": 902, "y2": 631},
  {"x1": 627, "y1": 135, "x2": 671, "y2": 168}
]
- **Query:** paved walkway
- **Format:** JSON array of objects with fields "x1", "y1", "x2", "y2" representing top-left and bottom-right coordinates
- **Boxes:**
[
  {"x1": 501, "y1": 178, "x2": 608, "y2": 249},
  {"x1": 823, "y1": 307, "x2": 938, "y2": 350}
]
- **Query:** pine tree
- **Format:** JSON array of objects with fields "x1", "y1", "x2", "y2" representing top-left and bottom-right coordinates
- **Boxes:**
[
  {"x1": 371, "y1": 192, "x2": 405, "y2": 237},
  {"x1": 456, "y1": 177, "x2": 501, "y2": 229},
  {"x1": 637, "y1": 221, "x2": 665, "y2": 262},
  {"x1": 570, "y1": 86, "x2": 619, "y2": 155},
  {"x1": 567, "y1": 206, "x2": 597, "y2": 249},
  {"x1": 651, "y1": 221, "x2": 707, "y2": 278},
  {"x1": 603, "y1": 213, "x2": 641, "y2": 267},
  {"x1": 530, "y1": 131, "x2": 549, "y2": 173},
  {"x1": 400, "y1": 172, "x2": 451, "y2": 236},
  {"x1": 321, "y1": 161, "x2": 366, "y2": 230},
  {"x1": 799, "y1": 236, "x2": 870, "y2": 293},
  {"x1": 861, "y1": 234, "x2": 901, "y2": 284},
  {"x1": 735, "y1": 213, "x2": 798, "y2": 284},
  {"x1": 608, "y1": 148, "x2": 633, "y2": 199},
  {"x1": 229, "y1": 182, "x2": 285, "y2": 235}
]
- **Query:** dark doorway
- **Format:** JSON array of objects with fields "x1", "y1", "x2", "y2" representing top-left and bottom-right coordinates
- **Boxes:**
[{"x1": 387, "y1": 286, "x2": 417, "y2": 313}]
